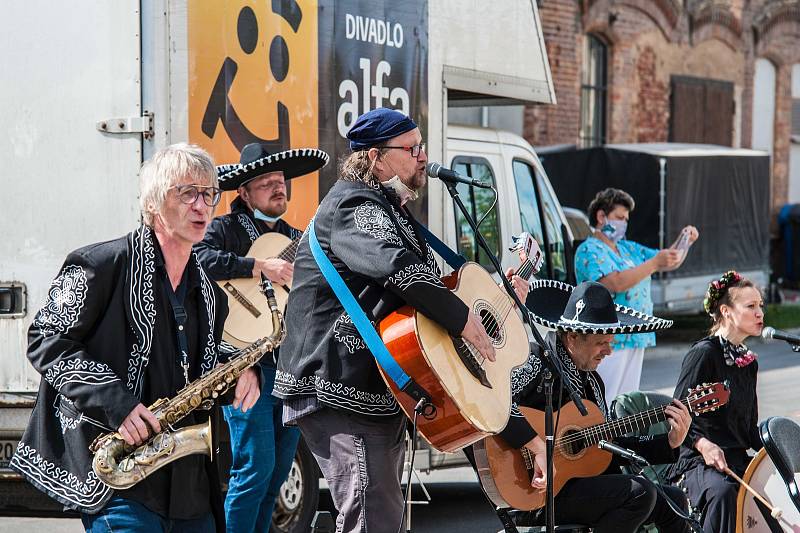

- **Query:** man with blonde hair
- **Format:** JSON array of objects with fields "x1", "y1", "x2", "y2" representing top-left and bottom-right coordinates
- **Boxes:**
[{"x1": 12, "y1": 143, "x2": 259, "y2": 532}]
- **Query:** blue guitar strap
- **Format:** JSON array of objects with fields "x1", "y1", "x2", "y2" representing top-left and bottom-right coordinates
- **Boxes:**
[
  {"x1": 307, "y1": 219, "x2": 432, "y2": 405},
  {"x1": 416, "y1": 224, "x2": 466, "y2": 270}
]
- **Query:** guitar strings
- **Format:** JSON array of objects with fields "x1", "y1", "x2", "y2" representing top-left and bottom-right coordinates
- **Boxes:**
[
  {"x1": 555, "y1": 398, "x2": 696, "y2": 447},
  {"x1": 477, "y1": 257, "x2": 535, "y2": 339}
]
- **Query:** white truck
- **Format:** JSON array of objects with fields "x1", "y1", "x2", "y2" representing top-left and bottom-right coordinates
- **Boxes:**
[{"x1": 1, "y1": 1, "x2": 570, "y2": 529}]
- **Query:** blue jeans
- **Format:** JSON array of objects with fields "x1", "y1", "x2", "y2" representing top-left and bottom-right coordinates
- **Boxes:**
[
  {"x1": 223, "y1": 365, "x2": 301, "y2": 533},
  {"x1": 82, "y1": 496, "x2": 214, "y2": 533}
]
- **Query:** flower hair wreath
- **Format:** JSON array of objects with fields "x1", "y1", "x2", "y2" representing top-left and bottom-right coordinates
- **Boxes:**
[{"x1": 703, "y1": 270, "x2": 743, "y2": 315}]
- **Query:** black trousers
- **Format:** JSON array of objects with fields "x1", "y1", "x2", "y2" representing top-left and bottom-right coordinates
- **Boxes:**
[
  {"x1": 515, "y1": 474, "x2": 691, "y2": 533},
  {"x1": 681, "y1": 463, "x2": 739, "y2": 533}
]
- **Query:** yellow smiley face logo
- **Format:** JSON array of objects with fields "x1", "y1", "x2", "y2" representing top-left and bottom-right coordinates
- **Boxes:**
[{"x1": 189, "y1": 0, "x2": 319, "y2": 227}]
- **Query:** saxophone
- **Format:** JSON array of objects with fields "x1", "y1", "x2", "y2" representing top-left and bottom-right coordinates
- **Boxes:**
[{"x1": 90, "y1": 276, "x2": 285, "y2": 490}]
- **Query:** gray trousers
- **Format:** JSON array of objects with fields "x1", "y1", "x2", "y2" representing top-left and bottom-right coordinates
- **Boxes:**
[{"x1": 297, "y1": 407, "x2": 406, "y2": 533}]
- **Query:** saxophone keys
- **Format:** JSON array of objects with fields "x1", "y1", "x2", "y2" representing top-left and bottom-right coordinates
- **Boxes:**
[{"x1": 119, "y1": 456, "x2": 136, "y2": 472}]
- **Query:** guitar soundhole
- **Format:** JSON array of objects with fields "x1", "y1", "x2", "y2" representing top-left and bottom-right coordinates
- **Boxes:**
[
  {"x1": 559, "y1": 429, "x2": 587, "y2": 458},
  {"x1": 475, "y1": 300, "x2": 504, "y2": 346}
]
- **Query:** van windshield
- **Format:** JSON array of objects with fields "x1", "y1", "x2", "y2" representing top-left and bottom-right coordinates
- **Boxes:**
[{"x1": 452, "y1": 158, "x2": 500, "y2": 272}]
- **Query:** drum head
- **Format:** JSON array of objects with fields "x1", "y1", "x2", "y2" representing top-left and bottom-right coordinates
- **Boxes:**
[{"x1": 737, "y1": 448, "x2": 800, "y2": 532}]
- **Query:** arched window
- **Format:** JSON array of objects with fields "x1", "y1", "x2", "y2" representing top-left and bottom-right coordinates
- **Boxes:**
[{"x1": 580, "y1": 34, "x2": 608, "y2": 147}]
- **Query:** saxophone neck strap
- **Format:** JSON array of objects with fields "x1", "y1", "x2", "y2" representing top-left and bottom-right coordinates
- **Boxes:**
[{"x1": 161, "y1": 267, "x2": 191, "y2": 385}]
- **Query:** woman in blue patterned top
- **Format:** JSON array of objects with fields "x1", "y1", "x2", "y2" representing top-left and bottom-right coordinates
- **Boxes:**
[{"x1": 574, "y1": 188, "x2": 698, "y2": 405}]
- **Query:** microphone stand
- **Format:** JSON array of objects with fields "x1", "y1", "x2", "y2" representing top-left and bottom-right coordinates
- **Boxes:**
[{"x1": 441, "y1": 180, "x2": 587, "y2": 533}]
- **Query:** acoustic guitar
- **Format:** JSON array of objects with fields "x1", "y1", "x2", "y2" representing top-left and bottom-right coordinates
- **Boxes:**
[
  {"x1": 377, "y1": 233, "x2": 543, "y2": 453},
  {"x1": 218, "y1": 233, "x2": 300, "y2": 348},
  {"x1": 473, "y1": 381, "x2": 730, "y2": 510}
]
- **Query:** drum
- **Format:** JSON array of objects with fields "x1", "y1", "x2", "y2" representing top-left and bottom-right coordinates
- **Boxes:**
[{"x1": 736, "y1": 448, "x2": 800, "y2": 532}]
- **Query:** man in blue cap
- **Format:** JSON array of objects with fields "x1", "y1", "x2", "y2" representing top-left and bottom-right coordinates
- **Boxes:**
[{"x1": 274, "y1": 108, "x2": 525, "y2": 533}]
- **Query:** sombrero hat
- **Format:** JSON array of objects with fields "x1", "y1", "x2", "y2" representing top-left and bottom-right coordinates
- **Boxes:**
[
  {"x1": 527, "y1": 279, "x2": 672, "y2": 335},
  {"x1": 217, "y1": 143, "x2": 329, "y2": 191}
]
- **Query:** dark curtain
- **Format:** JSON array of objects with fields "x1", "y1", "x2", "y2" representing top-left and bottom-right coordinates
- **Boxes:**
[{"x1": 542, "y1": 147, "x2": 771, "y2": 279}]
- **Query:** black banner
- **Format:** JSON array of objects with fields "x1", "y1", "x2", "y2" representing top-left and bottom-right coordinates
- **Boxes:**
[{"x1": 318, "y1": 0, "x2": 429, "y2": 219}]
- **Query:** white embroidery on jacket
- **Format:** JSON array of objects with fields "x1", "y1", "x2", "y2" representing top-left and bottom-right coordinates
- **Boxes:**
[
  {"x1": 388, "y1": 264, "x2": 445, "y2": 291},
  {"x1": 237, "y1": 214, "x2": 260, "y2": 243},
  {"x1": 332, "y1": 313, "x2": 367, "y2": 354},
  {"x1": 126, "y1": 226, "x2": 156, "y2": 398},
  {"x1": 10, "y1": 442, "x2": 111, "y2": 508},
  {"x1": 55, "y1": 400, "x2": 80, "y2": 434},
  {"x1": 274, "y1": 372, "x2": 398, "y2": 415},
  {"x1": 196, "y1": 255, "x2": 219, "y2": 375},
  {"x1": 510, "y1": 352, "x2": 542, "y2": 396},
  {"x1": 33, "y1": 265, "x2": 89, "y2": 337},
  {"x1": 44, "y1": 359, "x2": 119, "y2": 391},
  {"x1": 389, "y1": 205, "x2": 424, "y2": 255},
  {"x1": 353, "y1": 202, "x2": 403, "y2": 246}
]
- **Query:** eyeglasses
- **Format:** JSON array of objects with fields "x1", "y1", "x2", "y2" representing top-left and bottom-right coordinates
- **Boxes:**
[
  {"x1": 381, "y1": 142, "x2": 426, "y2": 159},
  {"x1": 170, "y1": 184, "x2": 222, "y2": 207}
]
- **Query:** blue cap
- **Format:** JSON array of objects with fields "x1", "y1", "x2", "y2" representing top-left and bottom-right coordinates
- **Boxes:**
[{"x1": 346, "y1": 108, "x2": 418, "y2": 151}]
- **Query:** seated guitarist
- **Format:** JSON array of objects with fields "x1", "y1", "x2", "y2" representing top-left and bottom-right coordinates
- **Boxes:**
[
  {"x1": 497, "y1": 280, "x2": 693, "y2": 533},
  {"x1": 194, "y1": 143, "x2": 328, "y2": 533}
]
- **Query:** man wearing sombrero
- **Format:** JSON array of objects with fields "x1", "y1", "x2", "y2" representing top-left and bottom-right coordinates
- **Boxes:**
[
  {"x1": 194, "y1": 142, "x2": 328, "y2": 533},
  {"x1": 499, "y1": 280, "x2": 693, "y2": 532}
]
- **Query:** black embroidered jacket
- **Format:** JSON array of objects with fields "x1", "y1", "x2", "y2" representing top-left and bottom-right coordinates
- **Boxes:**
[
  {"x1": 10, "y1": 226, "x2": 229, "y2": 515},
  {"x1": 499, "y1": 331, "x2": 677, "y2": 468},
  {"x1": 273, "y1": 179, "x2": 469, "y2": 417}
]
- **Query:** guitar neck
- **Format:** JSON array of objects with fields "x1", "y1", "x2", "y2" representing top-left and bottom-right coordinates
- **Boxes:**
[
  {"x1": 276, "y1": 235, "x2": 302, "y2": 263},
  {"x1": 514, "y1": 257, "x2": 536, "y2": 281},
  {"x1": 578, "y1": 397, "x2": 690, "y2": 447}
]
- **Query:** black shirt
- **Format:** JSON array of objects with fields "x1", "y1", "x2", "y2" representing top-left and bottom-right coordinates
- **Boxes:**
[
  {"x1": 671, "y1": 336, "x2": 760, "y2": 475},
  {"x1": 119, "y1": 241, "x2": 211, "y2": 519}
]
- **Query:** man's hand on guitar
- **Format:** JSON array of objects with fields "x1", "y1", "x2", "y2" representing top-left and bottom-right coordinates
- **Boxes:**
[
  {"x1": 665, "y1": 398, "x2": 692, "y2": 448},
  {"x1": 461, "y1": 312, "x2": 496, "y2": 362},
  {"x1": 253, "y1": 258, "x2": 293, "y2": 286},
  {"x1": 118, "y1": 404, "x2": 161, "y2": 446},
  {"x1": 695, "y1": 437, "x2": 728, "y2": 472},
  {"x1": 525, "y1": 435, "x2": 550, "y2": 491},
  {"x1": 505, "y1": 268, "x2": 530, "y2": 305}
]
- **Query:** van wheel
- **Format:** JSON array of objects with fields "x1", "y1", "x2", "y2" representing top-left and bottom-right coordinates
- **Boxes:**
[{"x1": 271, "y1": 439, "x2": 319, "y2": 533}]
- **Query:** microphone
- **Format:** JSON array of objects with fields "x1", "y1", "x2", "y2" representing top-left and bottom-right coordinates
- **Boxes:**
[
  {"x1": 762, "y1": 326, "x2": 800, "y2": 346},
  {"x1": 425, "y1": 162, "x2": 492, "y2": 189},
  {"x1": 598, "y1": 440, "x2": 648, "y2": 466}
]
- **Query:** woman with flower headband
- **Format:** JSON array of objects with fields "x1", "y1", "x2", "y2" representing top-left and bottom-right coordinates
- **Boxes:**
[{"x1": 668, "y1": 271, "x2": 765, "y2": 533}]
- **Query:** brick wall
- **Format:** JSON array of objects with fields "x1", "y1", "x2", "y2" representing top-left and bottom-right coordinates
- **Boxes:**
[{"x1": 524, "y1": 0, "x2": 800, "y2": 220}]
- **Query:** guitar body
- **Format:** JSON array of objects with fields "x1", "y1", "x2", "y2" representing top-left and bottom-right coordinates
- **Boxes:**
[
  {"x1": 473, "y1": 401, "x2": 611, "y2": 510},
  {"x1": 379, "y1": 262, "x2": 529, "y2": 453},
  {"x1": 218, "y1": 233, "x2": 292, "y2": 348}
]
